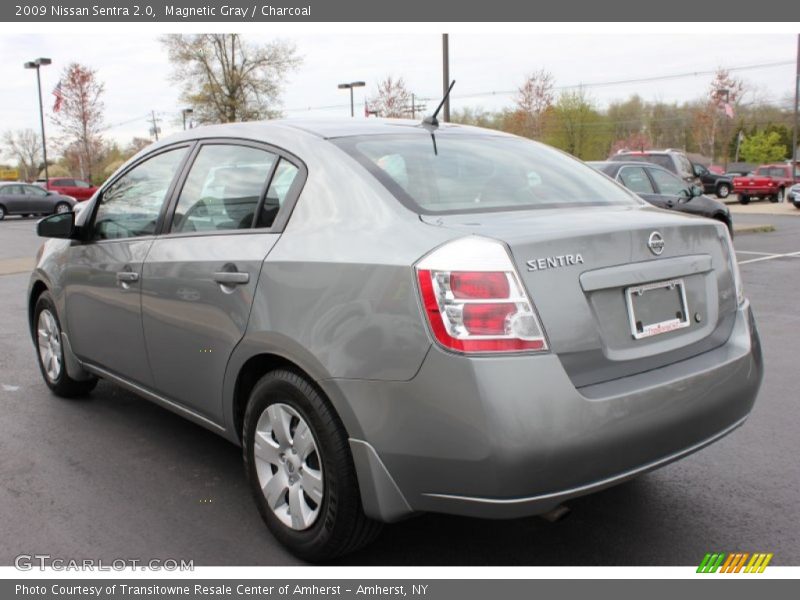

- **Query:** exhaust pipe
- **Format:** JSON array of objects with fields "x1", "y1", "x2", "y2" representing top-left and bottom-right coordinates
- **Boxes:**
[{"x1": 539, "y1": 504, "x2": 571, "y2": 522}]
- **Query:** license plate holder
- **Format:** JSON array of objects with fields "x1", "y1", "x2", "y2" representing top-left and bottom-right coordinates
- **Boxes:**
[{"x1": 625, "y1": 278, "x2": 690, "y2": 340}]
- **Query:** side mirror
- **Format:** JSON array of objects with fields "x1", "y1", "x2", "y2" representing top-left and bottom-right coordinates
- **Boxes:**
[{"x1": 37, "y1": 212, "x2": 75, "y2": 239}]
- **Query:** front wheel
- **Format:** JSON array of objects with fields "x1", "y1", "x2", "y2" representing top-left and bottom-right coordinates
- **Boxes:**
[
  {"x1": 772, "y1": 188, "x2": 784, "y2": 203},
  {"x1": 54, "y1": 202, "x2": 71, "y2": 214},
  {"x1": 33, "y1": 291, "x2": 98, "y2": 397},
  {"x1": 243, "y1": 369, "x2": 382, "y2": 561},
  {"x1": 716, "y1": 183, "x2": 731, "y2": 198}
]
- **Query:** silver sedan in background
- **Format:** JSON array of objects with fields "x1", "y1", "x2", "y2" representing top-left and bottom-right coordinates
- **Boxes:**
[{"x1": 0, "y1": 182, "x2": 76, "y2": 220}]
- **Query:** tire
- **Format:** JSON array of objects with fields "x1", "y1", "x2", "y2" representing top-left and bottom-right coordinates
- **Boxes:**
[
  {"x1": 54, "y1": 202, "x2": 71, "y2": 214},
  {"x1": 243, "y1": 369, "x2": 382, "y2": 561},
  {"x1": 772, "y1": 188, "x2": 784, "y2": 203},
  {"x1": 738, "y1": 195, "x2": 750, "y2": 205},
  {"x1": 0, "y1": 204, "x2": 5, "y2": 220},
  {"x1": 33, "y1": 291, "x2": 98, "y2": 398},
  {"x1": 794, "y1": 201, "x2": 800, "y2": 210},
  {"x1": 716, "y1": 183, "x2": 731, "y2": 199}
]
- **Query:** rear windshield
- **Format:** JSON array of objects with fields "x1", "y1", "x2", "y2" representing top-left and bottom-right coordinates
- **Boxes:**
[{"x1": 334, "y1": 134, "x2": 640, "y2": 214}]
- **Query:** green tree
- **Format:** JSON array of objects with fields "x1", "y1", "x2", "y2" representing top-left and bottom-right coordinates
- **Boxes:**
[
  {"x1": 739, "y1": 131, "x2": 788, "y2": 163},
  {"x1": 543, "y1": 89, "x2": 610, "y2": 159}
]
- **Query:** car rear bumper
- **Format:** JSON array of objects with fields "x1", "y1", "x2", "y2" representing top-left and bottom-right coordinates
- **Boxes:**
[{"x1": 325, "y1": 301, "x2": 763, "y2": 522}]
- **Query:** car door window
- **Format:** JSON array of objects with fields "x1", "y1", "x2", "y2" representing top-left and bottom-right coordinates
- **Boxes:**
[
  {"x1": 55, "y1": 179, "x2": 74, "y2": 187},
  {"x1": 648, "y1": 168, "x2": 687, "y2": 196},
  {"x1": 257, "y1": 159, "x2": 300, "y2": 228},
  {"x1": 23, "y1": 185, "x2": 48, "y2": 197},
  {"x1": 618, "y1": 167, "x2": 655, "y2": 194},
  {"x1": 91, "y1": 147, "x2": 187, "y2": 241},
  {"x1": 74, "y1": 180, "x2": 91, "y2": 188},
  {"x1": 171, "y1": 144, "x2": 278, "y2": 233},
  {"x1": 3, "y1": 185, "x2": 22, "y2": 196}
]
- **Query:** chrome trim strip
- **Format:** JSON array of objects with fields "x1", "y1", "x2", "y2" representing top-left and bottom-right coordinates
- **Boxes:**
[
  {"x1": 423, "y1": 414, "x2": 748, "y2": 506},
  {"x1": 82, "y1": 363, "x2": 226, "y2": 433}
]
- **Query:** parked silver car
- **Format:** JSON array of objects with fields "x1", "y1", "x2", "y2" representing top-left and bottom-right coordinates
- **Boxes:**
[
  {"x1": 28, "y1": 119, "x2": 763, "y2": 560},
  {"x1": 0, "y1": 182, "x2": 76, "y2": 220}
]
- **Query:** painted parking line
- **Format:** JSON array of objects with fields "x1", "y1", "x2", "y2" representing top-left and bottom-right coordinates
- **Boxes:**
[
  {"x1": 735, "y1": 250, "x2": 781, "y2": 256},
  {"x1": 738, "y1": 251, "x2": 800, "y2": 265}
]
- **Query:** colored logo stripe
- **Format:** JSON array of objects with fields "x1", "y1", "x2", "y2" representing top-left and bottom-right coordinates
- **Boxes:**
[{"x1": 697, "y1": 552, "x2": 773, "y2": 573}]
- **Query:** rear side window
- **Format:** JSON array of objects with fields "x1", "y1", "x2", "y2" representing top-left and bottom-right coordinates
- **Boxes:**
[
  {"x1": 336, "y1": 134, "x2": 639, "y2": 214},
  {"x1": 171, "y1": 144, "x2": 278, "y2": 233},
  {"x1": 92, "y1": 147, "x2": 187, "y2": 241},
  {"x1": 257, "y1": 159, "x2": 300, "y2": 228},
  {"x1": 618, "y1": 167, "x2": 655, "y2": 194}
]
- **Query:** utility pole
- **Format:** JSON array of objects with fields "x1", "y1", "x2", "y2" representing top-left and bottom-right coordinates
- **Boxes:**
[
  {"x1": 411, "y1": 93, "x2": 416, "y2": 119},
  {"x1": 149, "y1": 111, "x2": 161, "y2": 141},
  {"x1": 338, "y1": 81, "x2": 366, "y2": 118},
  {"x1": 793, "y1": 33, "x2": 799, "y2": 183},
  {"x1": 442, "y1": 34, "x2": 450, "y2": 123}
]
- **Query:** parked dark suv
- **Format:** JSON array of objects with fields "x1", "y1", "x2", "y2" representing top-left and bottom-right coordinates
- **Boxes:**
[
  {"x1": 692, "y1": 163, "x2": 733, "y2": 199},
  {"x1": 610, "y1": 149, "x2": 699, "y2": 185}
]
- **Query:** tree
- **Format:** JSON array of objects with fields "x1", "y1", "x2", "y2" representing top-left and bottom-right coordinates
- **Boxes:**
[
  {"x1": 2, "y1": 129, "x2": 42, "y2": 181},
  {"x1": 693, "y1": 68, "x2": 745, "y2": 162},
  {"x1": 514, "y1": 69, "x2": 554, "y2": 138},
  {"x1": 368, "y1": 76, "x2": 413, "y2": 119},
  {"x1": 544, "y1": 89, "x2": 610, "y2": 159},
  {"x1": 51, "y1": 63, "x2": 106, "y2": 181},
  {"x1": 162, "y1": 34, "x2": 301, "y2": 124},
  {"x1": 739, "y1": 131, "x2": 788, "y2": 163}
]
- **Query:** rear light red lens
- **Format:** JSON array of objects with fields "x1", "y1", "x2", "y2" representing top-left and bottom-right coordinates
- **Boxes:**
[
  {"x1": 416, "y1": 269, "x2": 546, "y2": 353},
  {"x1": 462, "y1": 303, "x2": 515, "y2": 335},
  {"x1": 450, "y1": 271, "x2": 509, "y2": 299}
]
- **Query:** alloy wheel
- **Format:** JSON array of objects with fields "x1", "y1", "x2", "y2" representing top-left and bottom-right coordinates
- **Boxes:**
[
  {"x1": 37, "y1": 309, "x2": 62, "y2": 382},
  {"x1": 253, "y1": 403, "x2": 324, "y2": 531}
]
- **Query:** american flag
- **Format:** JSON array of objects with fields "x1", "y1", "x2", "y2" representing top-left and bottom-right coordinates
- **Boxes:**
[{"x1": 52, "y1": 81, "x2": 63, "y2": 113}]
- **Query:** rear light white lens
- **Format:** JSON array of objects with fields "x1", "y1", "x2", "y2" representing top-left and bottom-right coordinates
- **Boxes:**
[{"x1": 415, "y1": 237, "x2": 548, "y2": 353}]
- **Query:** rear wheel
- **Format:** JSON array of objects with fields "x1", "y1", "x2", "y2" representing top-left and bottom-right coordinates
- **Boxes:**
[
  {"x1": 33, "y1": 291, "x2": 98, "y2": 398},
  {"x1": 243, "y1": 369, "x2": 382, "y2": 561},
  {"x1": 0, "y1": 205, "x2": 6, "y2": 220},
  {"x1": 738, "y1": 195, "x2": 750, "y2": 205},
  {"x1": 716, "y1": 183, "x2": 731, "y2": 198}
]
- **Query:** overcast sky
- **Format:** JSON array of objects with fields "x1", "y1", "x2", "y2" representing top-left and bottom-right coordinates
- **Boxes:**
[{"x1": 0, "y1": 33, "x2": 797, "y2": 158}]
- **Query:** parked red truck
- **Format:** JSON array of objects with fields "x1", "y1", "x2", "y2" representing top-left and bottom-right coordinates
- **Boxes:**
[{"x1": 733, "y1": 164, "x2": 798, "y2": 204}]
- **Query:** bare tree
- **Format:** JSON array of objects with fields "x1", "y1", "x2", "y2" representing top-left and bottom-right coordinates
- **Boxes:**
[
  {"x1": 162, "y1": 34, "x2": 301, "y2": 124},
  {"x1": 51, "y1": 63, "x2": 105, "y2": 181},
  {"x1": 368, "y1": 76, "x2": 412, "y2": 119},
  {"x1": 514, "y1": 69, "x2": 554, "y2": 138},
  {"x1": 693, "y1": 68, "x2": 745, "y2": 162},
  {"x1": 2, "y1": 129, "x2": 42, "y2": 181}
]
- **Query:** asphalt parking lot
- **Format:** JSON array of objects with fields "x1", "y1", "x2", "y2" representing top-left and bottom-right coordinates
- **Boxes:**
[{"x1": 0, "y1": 213, "x2": 798, "y2": 566}]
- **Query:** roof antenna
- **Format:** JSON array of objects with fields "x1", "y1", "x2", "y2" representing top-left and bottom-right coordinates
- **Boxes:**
[{"x1": 423, "y1": 80, "x2": 455, "y2": 128}]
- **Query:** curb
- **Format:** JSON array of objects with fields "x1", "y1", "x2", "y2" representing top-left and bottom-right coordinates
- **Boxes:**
[{"x1": 733, "y1": 224, "x2": 776, "y2": 235}]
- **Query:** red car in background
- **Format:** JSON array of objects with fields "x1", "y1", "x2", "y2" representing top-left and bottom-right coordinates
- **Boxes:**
[
  {"x1": 38, "y1": 177, "x2": 98, "y2": 201},
  {"x1": 733, "y1": 164, "x2": 798, "y2": 204}
]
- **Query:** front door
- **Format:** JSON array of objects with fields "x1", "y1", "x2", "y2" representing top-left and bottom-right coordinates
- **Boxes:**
[
  {"x1": 141, "y1": 142, "x2": 302, "y2": 422},
  {"x1": 65, "y1": 146, "x2": 190, "y2": 386}
]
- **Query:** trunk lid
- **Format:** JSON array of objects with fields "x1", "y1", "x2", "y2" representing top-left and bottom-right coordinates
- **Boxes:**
[{"x1": 421, "y1": 205, "x2": 738, "y2": 387}]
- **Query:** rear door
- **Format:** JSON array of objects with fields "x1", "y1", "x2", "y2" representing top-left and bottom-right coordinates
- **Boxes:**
[
  {"x1": 140, "y1": 140, "x2": 304, "y2": 422},
  {"x1": 65, "y1": 145, "x2": 191, "y2": 385},
  {"x1": 22, "y1": 184, "x2": 54, "y2": 213},
  {"x1": 0, "y1": 185, "x2": 26, "y2": 214},
  {"x1": 616, "y1": 166, "x2": 671, "y2": 208}
]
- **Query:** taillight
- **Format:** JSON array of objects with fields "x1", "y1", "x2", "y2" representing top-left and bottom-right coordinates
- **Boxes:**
[{"x1": 415, "y1": 237, "x2": 548, "y2": 353}]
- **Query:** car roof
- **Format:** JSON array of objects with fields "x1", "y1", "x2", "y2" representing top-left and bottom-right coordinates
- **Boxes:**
[
  {"x1": 592, "y1": 161, "x2": 669, "y2": 172},
  {"x1": 158, "y1": 117, "x2": 513, "y2": 144}
]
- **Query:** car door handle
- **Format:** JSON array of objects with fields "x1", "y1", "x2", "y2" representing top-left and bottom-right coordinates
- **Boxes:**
[
  {"x1": 116, "y1": 271, "x2": 139, "y2": 283},
  {"x1": 212, "y1": 271, "x2": 249, "y2": 285}
]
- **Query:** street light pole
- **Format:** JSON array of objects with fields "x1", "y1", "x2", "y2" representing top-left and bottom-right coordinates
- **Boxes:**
[
  {"x1": 338, "y1": 81, "x2": 366, "y2": 117},
  {"x1": 24, "y1": 58, "x2": 52, "y2": 184},
  {"x1": 792, "y1": 33, "x2": 799, "y2": 183}
]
